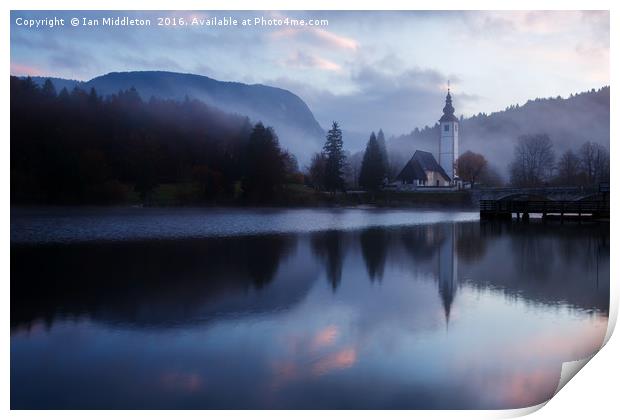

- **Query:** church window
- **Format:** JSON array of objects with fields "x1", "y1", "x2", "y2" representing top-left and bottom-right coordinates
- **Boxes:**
[{"x1": 444, "y1": 124, "x2": 449, "y2": 132}]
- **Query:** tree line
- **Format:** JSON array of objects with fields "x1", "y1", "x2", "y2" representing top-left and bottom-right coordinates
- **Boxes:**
[
  {"x1": 454, "y1": 134, "x2": 609, "y2": 189},
  {"x1": 11, "y1": 76, "x2": 301, "y2": 205},
  {"x1": 508, "y1": 134, "x2": 609, "y2": 187},
  {"x1": 308, "y1": 127, "x2": 390, "y2": 192},
  {"x1": 310, "y1": 126, "x2": 609, "y2": 193},
  {"x1": 12, "y1": 76, "x2": 607, "y2": 205},
  {"x1": 388, "y1": 86, "x2": 609, "y2": 179}
]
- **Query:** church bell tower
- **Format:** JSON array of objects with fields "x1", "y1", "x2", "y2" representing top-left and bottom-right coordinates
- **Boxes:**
[{"x1": 439, "y1": 83, "x2": 459, "y2": 182}]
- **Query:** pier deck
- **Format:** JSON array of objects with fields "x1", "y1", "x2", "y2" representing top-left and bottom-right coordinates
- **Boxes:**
[{"x1": 480, "y1": 200, "x2": 609, "y2": 221}]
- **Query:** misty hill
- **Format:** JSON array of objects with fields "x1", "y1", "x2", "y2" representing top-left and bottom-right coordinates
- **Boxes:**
[
  {"x1": 388, "y1": 87, "x2": 610, "y2": 178},
  {"x1": 31, "y1": 71, "x2": 325, "y2": 162},
  {"x1": 11, "y1": 75, "x2": 304, "y2": 205}
]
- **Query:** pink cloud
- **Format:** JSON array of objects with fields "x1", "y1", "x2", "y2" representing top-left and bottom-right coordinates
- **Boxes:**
[
  {"x1": 10, "y1": 62, "x2": 46, "y2": 76},
  {"x1": 283, "y1": 51, "x2": 341, "y2": 71},
  {"x1": 270, "y1": 26, "x2": 358, "y2": 51},
  {"x1": 311, "y1": 28, "x2": 358, "y2": 50}
]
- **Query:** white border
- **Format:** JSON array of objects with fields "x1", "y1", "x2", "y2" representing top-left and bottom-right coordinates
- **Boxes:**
[{"x1": 2, "y1": 1, "x2": 616, "y2": 419}]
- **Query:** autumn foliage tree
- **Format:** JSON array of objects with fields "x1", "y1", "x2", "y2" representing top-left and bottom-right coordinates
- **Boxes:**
[{"x1": 456, "y1": 151, "x2": 488, "y2": 186}]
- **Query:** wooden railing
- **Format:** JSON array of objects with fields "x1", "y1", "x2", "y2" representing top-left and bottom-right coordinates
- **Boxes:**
[{"x1": 480, "y1": 200, "x2": 609, "y2": 216}]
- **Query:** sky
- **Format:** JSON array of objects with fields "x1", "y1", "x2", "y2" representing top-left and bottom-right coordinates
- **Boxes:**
[{"x1": 10, "y1": 10, "x2": 610, "y2": 137}]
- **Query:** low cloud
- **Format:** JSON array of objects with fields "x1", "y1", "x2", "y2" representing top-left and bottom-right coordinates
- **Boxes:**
[{"x1": 269, "y1": 61, "x2": 480, "y2": 151}]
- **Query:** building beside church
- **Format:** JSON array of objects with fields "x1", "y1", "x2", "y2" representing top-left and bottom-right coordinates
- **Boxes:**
[{"x1": 395, "y1": 88, "x2": 459, "y2": 188}]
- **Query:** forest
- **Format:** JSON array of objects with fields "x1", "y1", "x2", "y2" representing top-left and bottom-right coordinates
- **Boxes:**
[
  {"x1": 11, "y1": 76, "x2": 610, "y2": 207},
  {"x1": 11, "y1": 76, "x2": 302, "y2": 205},
  {"x1": 387, "y1": 86, "x2": 610, "y2": 182}
]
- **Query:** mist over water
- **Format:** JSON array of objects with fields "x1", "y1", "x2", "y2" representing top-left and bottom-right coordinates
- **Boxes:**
[
  {"x1": 10, "y1": 207, "x2": 479, "y2": 244},
  {"x1": 11, "y1": 209, "x2": 609, "y2": 409}
]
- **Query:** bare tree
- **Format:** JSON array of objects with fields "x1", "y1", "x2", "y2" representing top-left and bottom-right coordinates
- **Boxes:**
[
  {"x1": 478, "y1": 165, "x2": 504, "y2": 187},
  {"x1": 509, "y1": 134, "x2": 555, "y2": 187},
  {"x1": 346, "y1": 150, "x2": 363, "y2": 189},
  {"x1": 307, "y1": 152, "x2": 327, "y2": 190},
  {"x1": 555, "y1": 149, "x2": 581, "y2": 186},
  {"x1": 578, "y1": 141, "x2": 609, "y2": 185},
  {"x1": 456, "y1": 151, "x2": 488, "y2": 185},
  {"x1": 387, "y1": 149, "x2": 406, "y2": 180}
]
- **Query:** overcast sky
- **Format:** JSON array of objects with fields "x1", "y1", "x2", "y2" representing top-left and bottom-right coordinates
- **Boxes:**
[{"x1": 10, "y1": 10, "x2": 609, "y2": 136}]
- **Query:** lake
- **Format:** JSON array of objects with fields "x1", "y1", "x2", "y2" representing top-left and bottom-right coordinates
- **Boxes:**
[{"x1": 10, "y1": 208, "x2": 609, "y2": 409}]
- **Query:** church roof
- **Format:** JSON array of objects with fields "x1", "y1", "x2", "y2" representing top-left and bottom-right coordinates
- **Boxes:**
[
  {"x1": 413, "y1": 150, "x2": 451, "y2": 181},
  {"x1": 439, "y1": 91, "x2": 459, "y2": 122},
  {"x1": 396, "y1": 156, "x2": 427, "y2": 181},
  {"x1": 396, "y1": 150, "x2": 451, "y2": 182}
]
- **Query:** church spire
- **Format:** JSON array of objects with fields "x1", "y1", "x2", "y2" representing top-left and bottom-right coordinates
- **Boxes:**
[{"x1": 440, "y1": 82, "x2": 457, "y2": 122}]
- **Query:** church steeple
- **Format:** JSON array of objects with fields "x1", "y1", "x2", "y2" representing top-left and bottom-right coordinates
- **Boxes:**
[
  {"x1": 438, "y1": 82, "x2": 459, "y2": 181},
  {"x1": 440, "y1": 84, "x2": 457, "y2": 122}
]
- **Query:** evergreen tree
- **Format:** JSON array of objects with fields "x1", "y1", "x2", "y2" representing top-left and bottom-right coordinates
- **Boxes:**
[
  {"x1": 322, "y1": 121, "x2": 346, "y2": 192},
  {"x1": 42, "y1": 78, "x2": 57, "y2": 98},
  {"x1": 58, "y1": 87, "x2": 70, "y2": 102},
  {"x1": 242, "y1": 122, "x2": 286, "y2": 201},
  {"x1": 9, "y1": 76, "x2": 276, "y2": 205},
  {"x1": 376, "y1": 128, "x2": 389, "y2": 179},
  {"x1": 359, "y1": 132, "x2": 386, "y2": 190}
]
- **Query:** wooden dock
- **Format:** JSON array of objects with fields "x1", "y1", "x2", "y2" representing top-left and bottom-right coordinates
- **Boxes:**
[{"x1": 480, "y1": 200, "x2": 609, "y2": 221}]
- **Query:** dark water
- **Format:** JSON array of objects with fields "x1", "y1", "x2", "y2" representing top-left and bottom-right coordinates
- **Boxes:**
[{"x1": 10, "y1": 208, "x2": 609, "y2": 409}]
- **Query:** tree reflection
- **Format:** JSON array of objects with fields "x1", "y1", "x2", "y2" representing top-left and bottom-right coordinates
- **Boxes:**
[
  {"x1": 359, "y1": 228, "x2": 390, "y2": 282},
  {"x1": 11, "y1": 234, "x2": 299, "y2": 330},
  {"x1": 399, "y1": 225, "x2": 445, "y2": 261},
  {"x1": 472, "y1": 221, "x2": 609, "y2": 312},
  {"x1": 455, "y1": 222, "x2": 488, "y2": 263},
  {"x1": 11, "y1": 220, "x2": 610, "y2": 332},
  {"x1": 311, "y1": 230, "x2": 346, "y2": 291}
]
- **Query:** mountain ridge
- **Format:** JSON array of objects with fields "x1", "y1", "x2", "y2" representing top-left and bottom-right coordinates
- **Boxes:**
[
  {"x1": 20, "y1": 73, "x2": 609, "y2": 178},
  {"x1": 26, "y1": 71, "x2": 325, "y2": 163}
]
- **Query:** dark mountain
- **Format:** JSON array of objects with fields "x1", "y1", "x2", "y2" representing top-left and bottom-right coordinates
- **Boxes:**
[
  {"x1": 388, "y1": 87, "x2": 610, "y2": 178},
  {"x1": 31, "y1": 71, "x2": 325, "y2": 162}
]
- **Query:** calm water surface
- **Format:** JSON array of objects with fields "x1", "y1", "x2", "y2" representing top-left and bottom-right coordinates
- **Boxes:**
[{"x1": 10, "y1": 208, "x2": 609, "y2": 409}]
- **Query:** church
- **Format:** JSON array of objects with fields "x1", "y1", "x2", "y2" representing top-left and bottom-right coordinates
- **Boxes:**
[{"x1": 395, "y1": 88, "x2": 459, "y2": 188}]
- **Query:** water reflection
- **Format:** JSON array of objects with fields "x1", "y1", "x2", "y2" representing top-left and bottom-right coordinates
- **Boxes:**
[
  {"x1": 311, "y1": 230, "x2": 347, "y2": 291},
  {"x1": 11, "y1": 219, "x2": 609, "y2": 409},
  {"x1": 360, "y1": 228, "x2": 389, "y2": 282},
  {"x1": 11, "y1": 234, "x2": 302, "y2": 330}
]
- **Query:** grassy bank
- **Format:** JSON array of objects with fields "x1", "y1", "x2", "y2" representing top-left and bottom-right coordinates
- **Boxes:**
[
  {"x1": 141, "y1": 183, "x2": 475, "y2": 209},
  {"x1": 13, "y1": 182, "x2": 476, "y2": 209}
]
